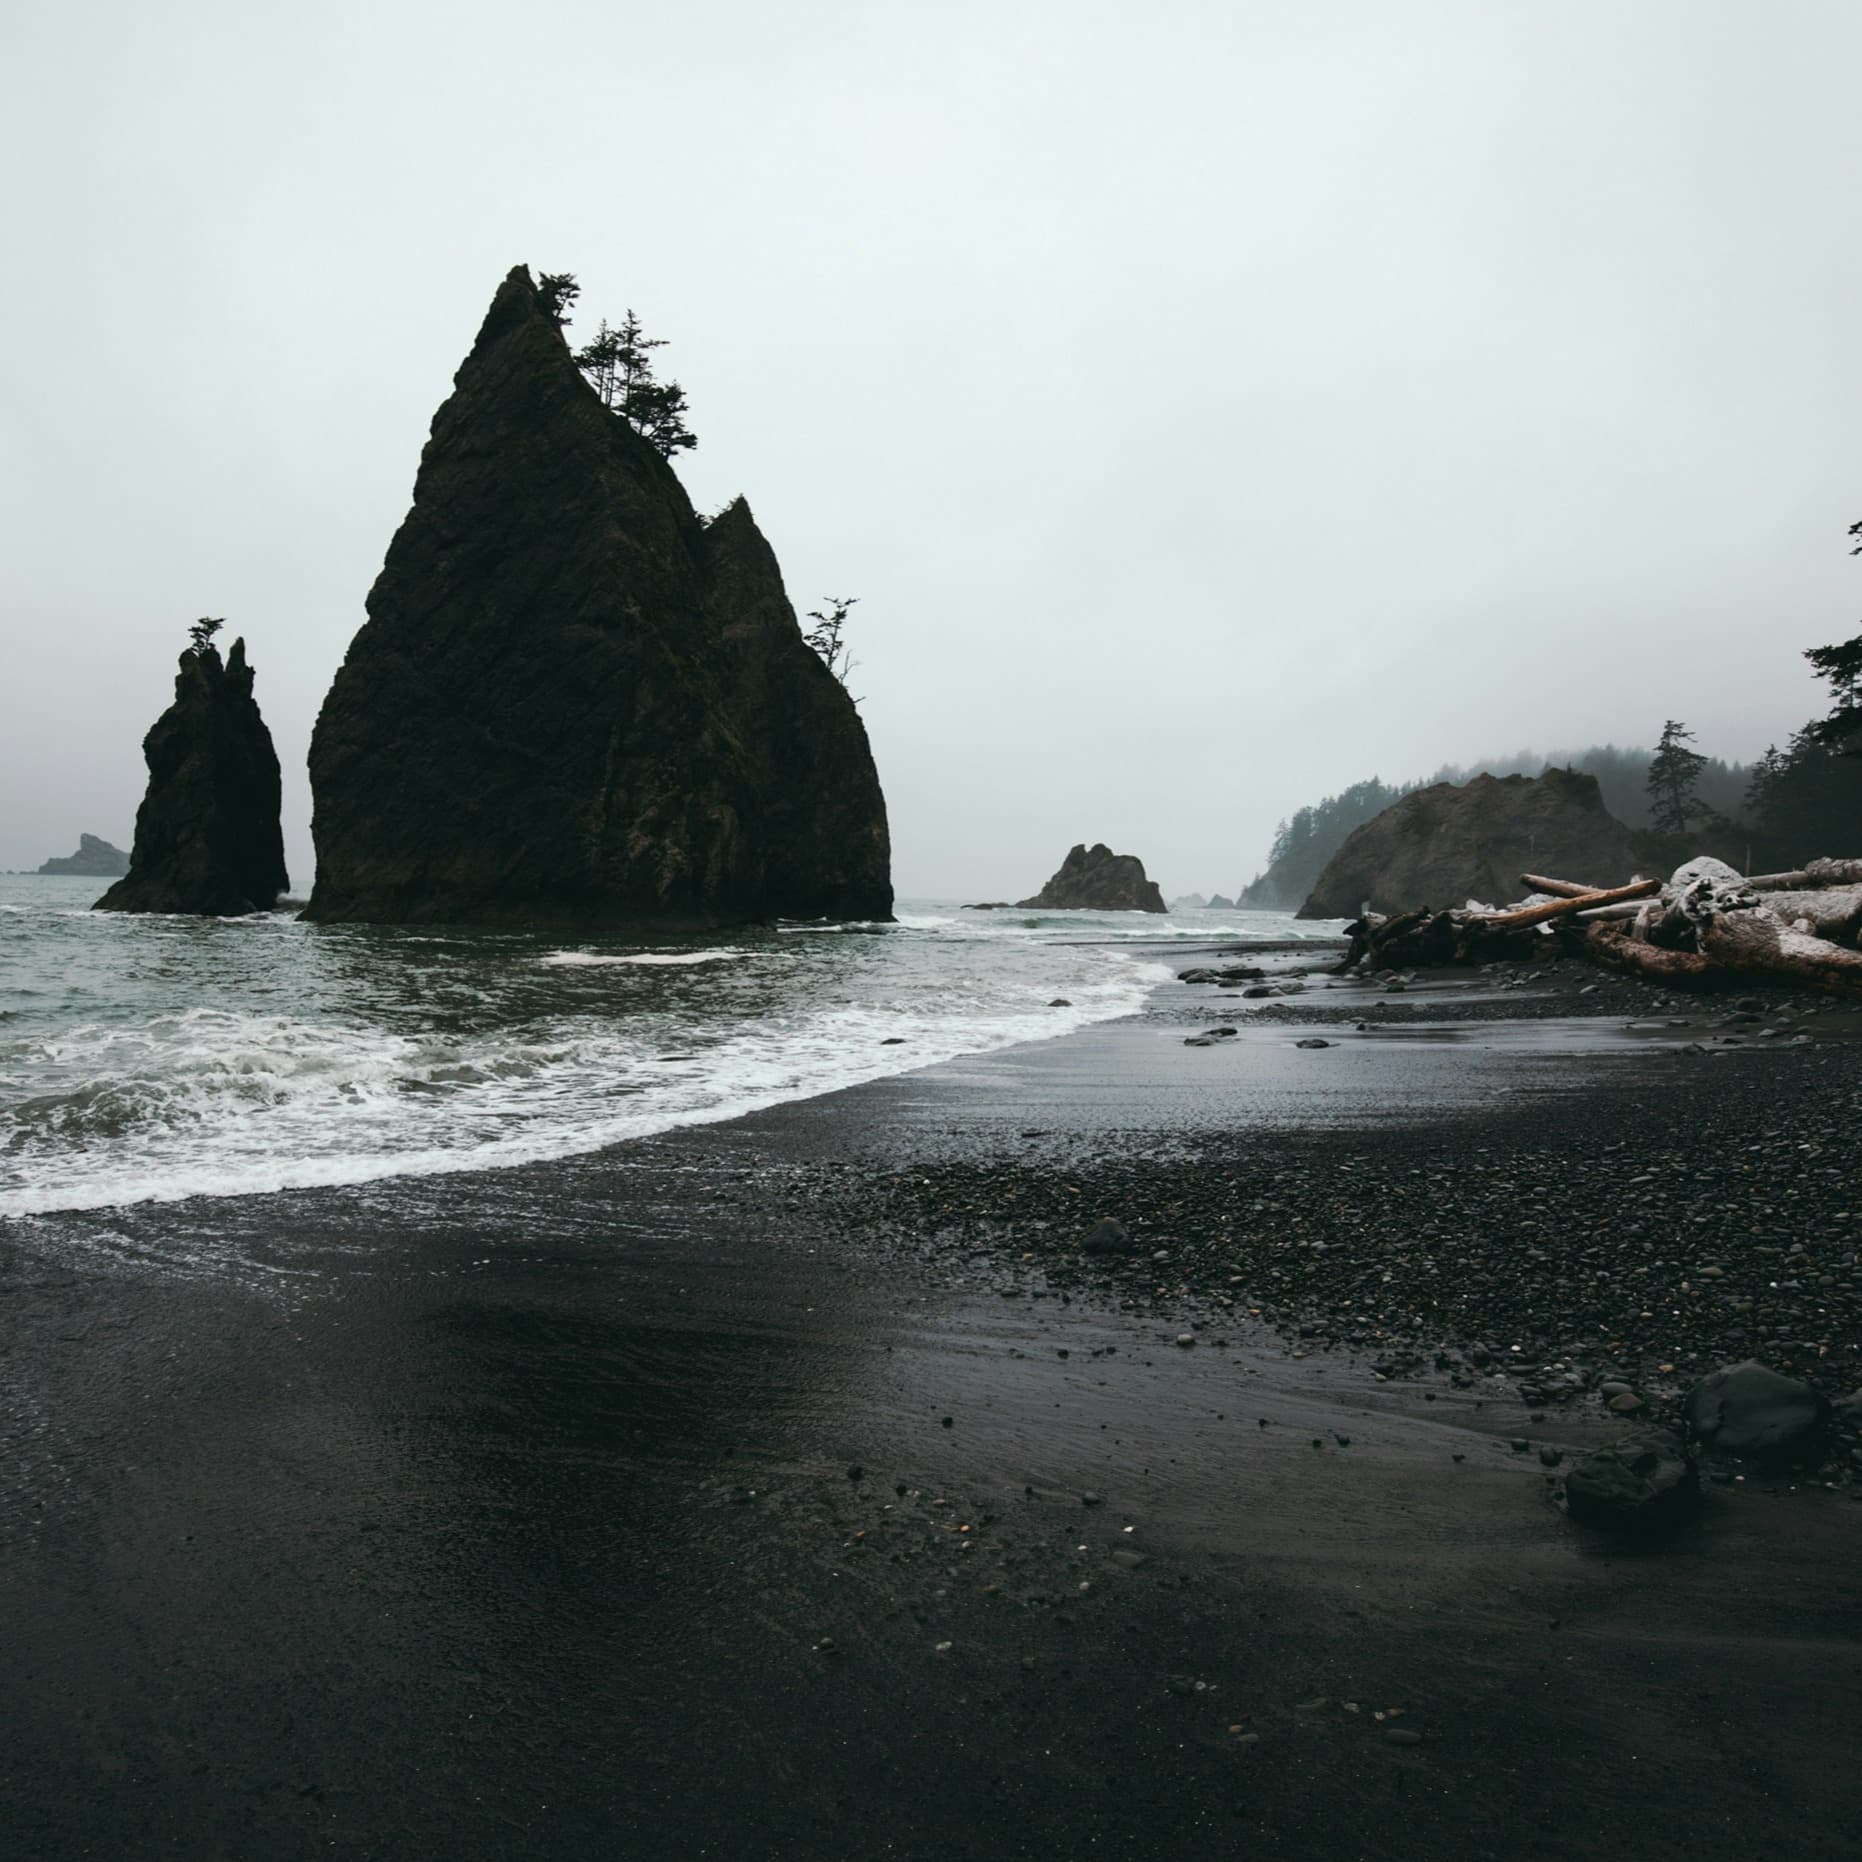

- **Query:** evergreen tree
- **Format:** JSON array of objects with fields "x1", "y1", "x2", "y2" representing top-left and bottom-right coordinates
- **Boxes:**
[
  {"x1": 804, "y1": 596, "x2": 859, "y2": 687},
  {"x1": 1646, "y1": 720, "x2": 1709, "y2": 835},
  {"x1": 1804, "y1": 632, "x2": 1862, "y2": 755},
  {"x1": 187, "y1": 616, "x2": 225, "y2": 655},
  {"x1": 572, "y1": 308, "x2": 697, "y2": 457},
  {"x1": 1742, "y1": 743, "x2": 1787, "y2": 823},
  {"x1": 537, "y1": 272, "x2": 580, "y2": 328}
]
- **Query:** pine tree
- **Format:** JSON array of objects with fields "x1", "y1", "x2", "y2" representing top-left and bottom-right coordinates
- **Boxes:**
[
  {"x1": 804, "y1": 596, "x2": 859, "y2": 687},
  {"x1": 537, "y1": 272, "x2": 580, "y2": 328},
  {"x1": 187, "y1": 616, "x2": 225, "y2": 655},
  {"x1": 571, "y1": 308, "x2": 697, "y2": 457},
  {"x1": 1646, "y1": 720, "x2": 1709, "y2": 835}
]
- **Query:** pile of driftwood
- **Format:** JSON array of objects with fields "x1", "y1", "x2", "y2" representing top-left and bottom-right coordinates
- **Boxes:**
[{"x1": 1341, "y1": 856, "x2": 1862, "y2": 1000}]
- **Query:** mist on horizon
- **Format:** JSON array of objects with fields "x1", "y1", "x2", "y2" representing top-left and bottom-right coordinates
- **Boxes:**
[{"x1": 5, "y1": 1, "x2": 1859, "y2": 902}]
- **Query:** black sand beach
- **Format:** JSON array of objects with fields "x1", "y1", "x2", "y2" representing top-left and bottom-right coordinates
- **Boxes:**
[{"x1": 3, "y1": 951, "x2": 1859, "y2": 1860}]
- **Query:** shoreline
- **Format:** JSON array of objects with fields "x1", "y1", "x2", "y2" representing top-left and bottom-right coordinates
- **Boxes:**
[{"x1": 3, "y1": 943, "x2": 1859, "y2": 1858}]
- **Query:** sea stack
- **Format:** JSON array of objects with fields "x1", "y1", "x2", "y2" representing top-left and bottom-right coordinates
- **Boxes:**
[
  {"x1": 40, "y1": 834, "x2": 130, "y2": 877},
  {"x1": 1297, "y1": 769, "x2": 1637, "y2": 919},
  {"x1": 95, "y1": 639, "x2": 289, "y2": 916},
  {"x1": 305, "y1": 266, "x2": 891, "y2": 928},
  {"x1": 1018, "y1": 844, "x2": 1167, "y2": 912}
]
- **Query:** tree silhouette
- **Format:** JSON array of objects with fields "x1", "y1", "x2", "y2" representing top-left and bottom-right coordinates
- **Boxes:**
[
  {"x1": 804, "y1": 596, "x2": 859, "y2": 689},
  {"x1": 537, "y1": 272, "x2": 580, "y2": 329},
  {"x1": 1646, "y1": 720, "x2": 1709, "y2": 835},
  {"x1": 572, "y1": 308, "x2": 696, "y2": 458},
  {"x1": 187, "y1": 616, "x2": 225, "y2": 655}
]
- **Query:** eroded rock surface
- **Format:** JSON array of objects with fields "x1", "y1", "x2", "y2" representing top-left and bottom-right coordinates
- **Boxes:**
[
  {"x1": 95, "y1": 640, "x2": 288, "y2": 916},
  {"x1": 1018, "y1": 843, "x2": 1165, "y2": 912},
  {"x1": 306, "y1": 266, "x2": 890, "y2": 929},
  {"x1": 1298, "y1": 769, "x2": 1637, "y2": 919}
]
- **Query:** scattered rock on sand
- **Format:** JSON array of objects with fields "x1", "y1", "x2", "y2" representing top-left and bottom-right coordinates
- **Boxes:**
[
  {"x1": 1081, "y1": 1218, "x2": 1134, "y2": 1257},
  {"x1": 1684, "y1": 1361, "x2": 1830, "y2": 1468},
  {"x1": 1564, "y1": 1428, "x2": 1698, "y2": 1534}
]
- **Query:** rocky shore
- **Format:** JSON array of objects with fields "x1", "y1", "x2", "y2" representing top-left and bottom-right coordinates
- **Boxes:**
[
  {"x1": 783, "y1": 951, "x2": 1862, "y2": 1486},
  {"x1": 4, "y1": 947, "x2": 1858, "y2": 1860}
]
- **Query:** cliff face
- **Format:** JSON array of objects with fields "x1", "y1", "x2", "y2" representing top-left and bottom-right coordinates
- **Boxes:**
[
  {"x1": 1019, "y1": 843, "x2": 1166, "y2": 912},
  {"x1": 94, "y1": 640, "x2": 289, "y2": 915},
  {"x1": 305, "y1": 266, "x2": 891, "y2": 928},
  {"x1": 40, "y1": 834, "x2": 130, "y2": 877},
  {"x1": 1297, "y1": 769, "x2": 1638, "y2": 919}
]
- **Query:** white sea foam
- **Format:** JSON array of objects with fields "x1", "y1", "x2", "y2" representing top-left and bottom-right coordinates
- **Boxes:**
[
  {"x1": 0, "y1": 887, "x2": 1185, "y2": 1218},
  {"x1": 539, "y1": 949, "x2": 745, "y2": 968}
]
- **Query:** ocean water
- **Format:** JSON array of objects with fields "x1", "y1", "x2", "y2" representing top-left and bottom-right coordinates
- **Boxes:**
[{"x1": 0, "y1": 876, "x2": 1340, "y2": 1217}]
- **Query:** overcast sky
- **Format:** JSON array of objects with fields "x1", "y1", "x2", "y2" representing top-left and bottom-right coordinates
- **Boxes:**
[{"x1": 5, "y1": 1, "x2": 1860, "y2": 899}]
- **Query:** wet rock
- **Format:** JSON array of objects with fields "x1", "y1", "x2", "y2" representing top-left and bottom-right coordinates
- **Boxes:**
[
  {"x1": 1684, "y1": 1362, "x2": 1829, "y2": 1467},
  {"x1": 1295, "y1": 1038, "x2": 1333, "y2": 1050},
  {"x1": 1564, "y1": 1429, "x2": 1698, "y2": 1535},
  {"x1": 96, "y1": 638, "x2": 288, "y2": 916},
  {"x1": 1018, "y1": 843, "x2": 1165, "y2": 913},
  {"x1": 1081, "y1": 1218, "x2": 1134, "y2": 1257}
]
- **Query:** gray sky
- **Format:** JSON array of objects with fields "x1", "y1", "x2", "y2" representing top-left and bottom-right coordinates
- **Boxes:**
[{"x1": 6, "y1": 1, "x2": 1860, "y2": 899}]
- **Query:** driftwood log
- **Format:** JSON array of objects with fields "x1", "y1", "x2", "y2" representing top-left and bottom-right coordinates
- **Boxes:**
[
  {"x1": 1697, "y1": 910, "x2": 1862, "y2": 1001},
  {"x1": 1519, "y1": 873, "x2": 1602, "y2": 899},
  {"x1": 1471, "y1": 878, "x2": 1660, "y2": 931},
  {"x1": 1745, "y1": 858, "x2": 1862, "y2": 891},
  {"x1": 1577, "y1": 923, "x2": 1713, "y2": 985},
  {"x1": 1322, "y1": 853, "x2": 1862, "y2": 1001}
]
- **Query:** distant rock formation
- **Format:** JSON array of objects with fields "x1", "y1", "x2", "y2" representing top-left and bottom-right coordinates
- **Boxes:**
[
  {"x1": 95, "y1": 640, "x2": 289, "y2": 916},
  {"x1": 1019, "y1": 844, "x2": 1166, "y2": 912},
  {"x1": 1169, "y1": 893, "x2": 1209, "y2": 911},
  {"x1": 39, "y1": 834, "x2": 129, "y2": 878},
  {"x1": 1297, "y1": 769, "x2": 1637, "y2": 919},
  {"x1": 305, "y1": 265, "x2": 891, "y2": 929},
  {"x1": 1207, "y1": 894, "x2": 1236, "y2": 910}
]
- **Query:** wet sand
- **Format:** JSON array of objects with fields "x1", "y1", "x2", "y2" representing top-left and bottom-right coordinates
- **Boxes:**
[{"x1": 2, "y1": 954, "x2": 1858, "y2": 1859}]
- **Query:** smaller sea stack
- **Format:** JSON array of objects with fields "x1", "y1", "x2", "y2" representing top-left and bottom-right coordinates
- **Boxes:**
[
  {"x1": 96, "y1": 638, "x2": 289, "y2": 916},
  {"x1": 39, "y1": 834, "x2": 130, "y2": 877},
  {"x1": 1019, "y1": 844, "x2": 1166, "y2": 912}
]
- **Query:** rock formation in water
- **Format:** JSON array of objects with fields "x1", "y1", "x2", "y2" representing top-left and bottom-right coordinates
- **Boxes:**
[
  {"x1": 39, "y1": 833, "x2": 130, "y2": 877},
  {"x1": 305, "y1": 266, "x2": 891, "y2": 928},
  {"x1": 1018, "y1": 844, "x2": 1166, "y2": 912},
  {"x1": 94, "y1": 639, "x2": 289, "y2": 915},
  {"x1": 1297, "y1": 769, "x2": 1638, "y2": 919}
]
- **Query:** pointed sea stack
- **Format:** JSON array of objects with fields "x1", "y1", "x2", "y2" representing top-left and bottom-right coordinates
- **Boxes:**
[
  {"x1": 1018, "y1": 844, "x2": 1166, "y2": 912},
  {"x1": 305, "y1": 266, "x2": 891, "y2": 928},
  {"x1": 95, "y1": 639, "x2": 288, "y2": 916}
]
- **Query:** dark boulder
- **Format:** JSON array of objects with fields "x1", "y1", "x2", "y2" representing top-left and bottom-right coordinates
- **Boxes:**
[
  {"x1": 1018, "y1": 843, "x2": 1165, "y2": 912},
  {"x1": 1564, "y1": 1429, "x2": 1698, "y2": 1534},
  {"x1": 1081, "y1": 1218, "x2": 1134, "y2": 1256},
  {"x1": 305, "y1": 266, "x2": 890, "y2": 929},
  {"x1": 39, "y1": 834, "x2": 129, "y2": 878},
  {"x1": 94, "y1": 640, "x2": 288, "y2": 916},
  {"x1": 1297, "y1": 769, "x2": 1638, "y2": 919},
  {"x1": 1684, "y1": 1361, "x2": 1829, "y2": 1467}
]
